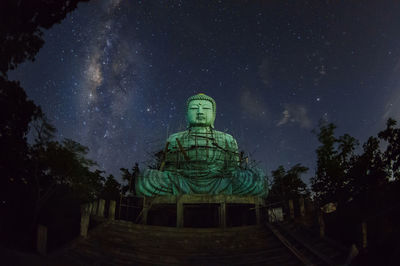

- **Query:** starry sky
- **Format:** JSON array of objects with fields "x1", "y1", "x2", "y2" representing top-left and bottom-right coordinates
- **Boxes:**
[{"x1": 9, "y1": 0, "x2": 400, "y2": 183}]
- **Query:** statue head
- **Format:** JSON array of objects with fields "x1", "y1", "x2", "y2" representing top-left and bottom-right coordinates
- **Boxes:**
[{"x1": 186, "y1": 93, "x2": 216, "y2": 128}]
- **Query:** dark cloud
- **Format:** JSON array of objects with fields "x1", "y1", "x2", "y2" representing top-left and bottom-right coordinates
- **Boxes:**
[
  {"x1": 277, "y1": 104, "x2": 312, "y2": 129},
  {"x1": 240, "y1": 89, "x2": 269, "y2": 120}
]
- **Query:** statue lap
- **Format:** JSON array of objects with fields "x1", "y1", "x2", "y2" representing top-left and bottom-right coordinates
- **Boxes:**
[{"x1": 136, "y1": 129, "x2": 268, "y2": 197}]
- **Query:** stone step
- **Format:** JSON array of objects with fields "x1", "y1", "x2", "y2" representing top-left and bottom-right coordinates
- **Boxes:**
[
  {"x1": 51, "y1": 221, "x2": 302, "y2": 265},
  {"x1": 71, "y1": 236, "x2": 284, "y2": 256},
  {"x1": 88, "y1": 237, "x2": 274, "y2": 252},
  {"x1": 281, "y1": 221, "x2": 349, "y2": 263},
  {"x1": 71, "y1": 239, "x2": 282, "y2": 260},
  {"x1": 99, "y1": 226, "x2": 276, "y2": 245},
  {"x1": 109, "y1": 220, "x2": 264, "y2": 233},
  {"x1": 96, "y1": 221, "x2": 274, "y2": 238},
  {"x1": 63, "y1": 243, "x2": 298, "y2": 266},
  {"x1": 104, "y1": 225, "x2": 273, "y2": 239}
]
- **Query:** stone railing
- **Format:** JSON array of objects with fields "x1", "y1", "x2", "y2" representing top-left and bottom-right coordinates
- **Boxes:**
[
  {"x1": 36, "y1": 198, "x2": 117, "y2": 255},
  {"x1": 267, "y1": 198, "x2": 309, "y2": 223},
  {"x1": 270, "y1": 198, "x2": 365, "y2": 256},
  {"x1": 80, "y1": 199, "x2": 117, "y2": 238}
]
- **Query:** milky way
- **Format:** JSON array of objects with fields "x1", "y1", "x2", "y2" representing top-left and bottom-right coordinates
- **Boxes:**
[
  {"x1": 78, "y1": 0, "x2": 147, "y2": 173},
  {"x1": 9, "y1": 0, "x2": 400, "y2": 183}
]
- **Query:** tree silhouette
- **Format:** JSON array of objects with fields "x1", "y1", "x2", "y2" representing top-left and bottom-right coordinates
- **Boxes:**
[
  {"x1": 28, "y1": 114, "x2": 104, "y2": 226},
  {"x1": 309, "y1": 119, "x2": 400, "y2": 260},
  {"x1": 1, "y1": 0, "x2": 92, "y2": 204},
  {"x1": 0, "y1": 0, "x2": 89, "y2": 77},
  {"x1": 0, "y1": 0, "x2": 91, "y2": 185},
  {"x1": 100, "y1": 175, "x2": 122, "y2": 201},
  {"x1": 0, "y1": 83, "x2": 42, "y2": 244},
  {"x1": 311, "y1": 119, "x2": 400, "y2": 209},
  {"x1": 346, "y1": 136, "x2": 387, "y2": 217},
  {"x1": 120, "y1": 163, "x2": 140, "y2": 196},
  {"x1": 311, "y1": 122, "x2": 358, "y2": 206},
  {"x1": 0, "y1": 78, "x2": 40, "y2": 181},
  {"x1": 269, "y1": 164, "x2": 309, "y2": 203},
  {"x1": 378, "y1": 118, "x2": 400, "y2": 181},
  {"x1": 0, "y1": 0, "x2": 93, "y2": 249}
]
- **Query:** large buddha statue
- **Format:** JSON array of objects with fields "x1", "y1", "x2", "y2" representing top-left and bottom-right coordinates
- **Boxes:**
[{"x1": 136, "y1": 93, "x2": 268, "y2": 197}]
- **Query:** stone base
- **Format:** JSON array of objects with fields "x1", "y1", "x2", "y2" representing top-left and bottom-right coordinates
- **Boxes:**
[{"x1": 140, "y1": 194, "x2": 265, "y2": 228}]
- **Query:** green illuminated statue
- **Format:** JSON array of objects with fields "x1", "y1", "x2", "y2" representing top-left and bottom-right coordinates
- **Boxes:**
[{"x1": 136, "y1": 93, "x2": 268, "y2": 197}]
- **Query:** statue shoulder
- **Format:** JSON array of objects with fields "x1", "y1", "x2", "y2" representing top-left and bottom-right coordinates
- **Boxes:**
[
  {"x1": 167, "y1": 131, "x2": 187, "y2": 143},
  {"x1": 213, "y1": 130, "x2": 239, "y2": 154},
  {"x1": 213, "y1": 130, "x2": 237, "y2": 142}
]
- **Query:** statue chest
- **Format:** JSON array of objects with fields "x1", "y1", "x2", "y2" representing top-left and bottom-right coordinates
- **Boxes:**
[
  {"x1": 166, "y1": 133, "x2": 229, "y2": 165},
  {"x1": 170, "y1": 139, "x2": 223, "y2": 160},
  {"x1": 164, "y1": 130, "x2": 239, "y2": 172}
]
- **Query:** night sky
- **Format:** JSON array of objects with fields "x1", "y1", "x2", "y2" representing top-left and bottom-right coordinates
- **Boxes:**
[{"x1": 9, "y1": 0, "x2": 400, "y2": 183}]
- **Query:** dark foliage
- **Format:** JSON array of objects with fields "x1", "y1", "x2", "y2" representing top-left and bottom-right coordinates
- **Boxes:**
[
  {"x1": 310, "y1": 119, "x2": 400, "y2": 263},
  {"x1": 311, "y1": 118, "x2": 400, "y2": 212},
  {"x1": 311, "y1": 122, "x2": 359, "y2": 205},
  {"x1": 0, "y1": 77, "x2": 40, "y2": 191},
  {"x1": 120, "y1": 163, "x2": 140, "y2": 195},
  {"x1": 0, "y1": 0, "x2": 121, "y2": 251},
  {"x1": 0, "y1": 0, "x2": 89, "y2": 77},
  {"x1": 101, "y1": 174, "x2": 122, "y2": 201},
  {"x1": 378, "y1": 118, "x2": 400, "y2": 180},
  {"x1": 268, "y1": 164, "x2": 309, "y2": 203}
]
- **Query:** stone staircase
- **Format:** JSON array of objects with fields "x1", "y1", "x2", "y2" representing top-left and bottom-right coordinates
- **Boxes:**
[
  {"x1": 51, "y1": 220, "x2": 301, "y2": 265},
  {"x1": 275, "y1": 221, "x2": 350, "y2": 265}
]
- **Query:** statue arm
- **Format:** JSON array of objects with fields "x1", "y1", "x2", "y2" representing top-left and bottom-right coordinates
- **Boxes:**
[
  {"x1": 225, "y1": 134, "x2": 240, "y2": 168},
  {"x1": 232, "y1": 138, "x2": 240, "y2": 166},
  {"x1": 164, "y1": 132, "x2": 185, "y2": 169}
]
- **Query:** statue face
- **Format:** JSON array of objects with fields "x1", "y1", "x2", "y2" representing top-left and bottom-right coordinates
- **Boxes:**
[{"x1": 187, "y1": 99, "x2": 214, "y2": 127}]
